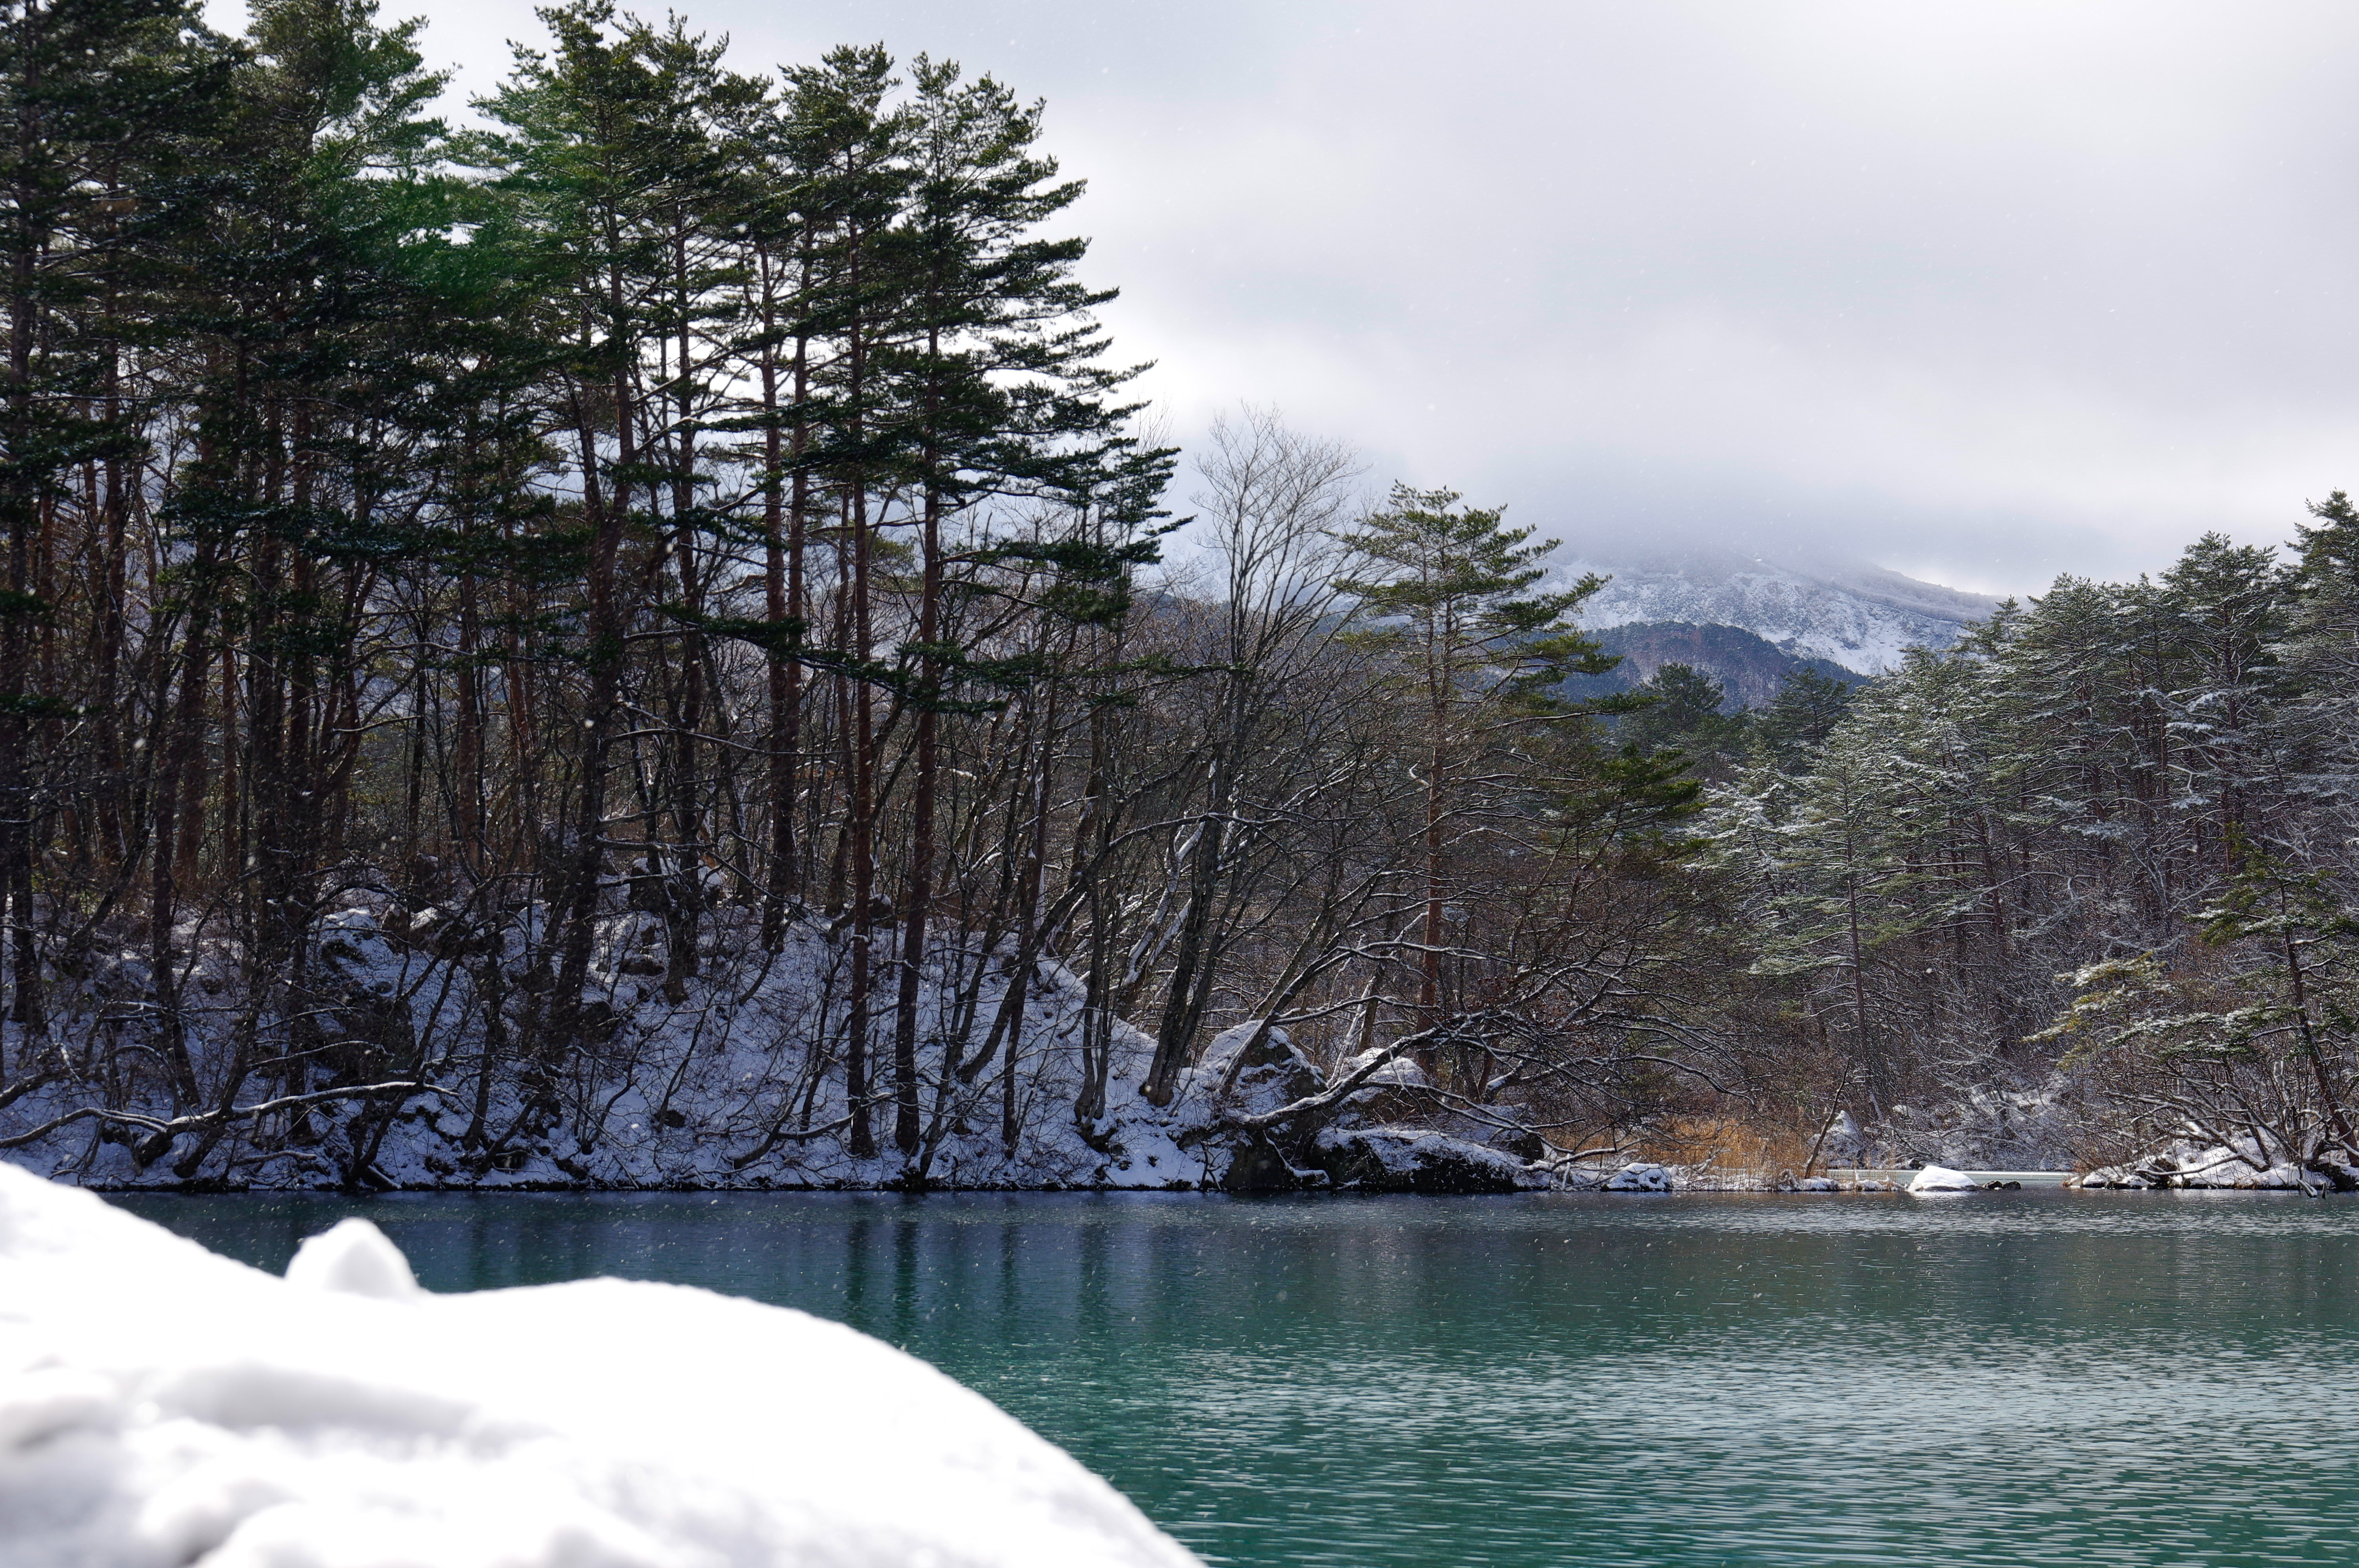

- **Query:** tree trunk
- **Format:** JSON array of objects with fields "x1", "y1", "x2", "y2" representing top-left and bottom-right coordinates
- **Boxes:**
[
  {"x1": 845, "y1": 483, "x2": 877, "y2": 1159},
  {"x1": 891, "y1": 475, "x2": 943, "y2": 1157},
  {"x1": 552, "y1": 347, "x2": 630, "y2": 1055}
]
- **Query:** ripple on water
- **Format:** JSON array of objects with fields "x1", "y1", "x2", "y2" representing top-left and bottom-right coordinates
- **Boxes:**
[{"x1": 110, "y1": 1189, "x2": 2359, "y2": 1568}]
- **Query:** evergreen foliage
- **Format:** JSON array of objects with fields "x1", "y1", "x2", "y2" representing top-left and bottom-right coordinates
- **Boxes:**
[
  {"x1": 5, "y1": 0, "x2": 2349, "y2": 1186},
  {"x1": 1714, "y1": 527, "x2": 2359, "y2": 1171},
  {"x1": 0, "y1": 2, "x2": 1749, "y2": 1185}
]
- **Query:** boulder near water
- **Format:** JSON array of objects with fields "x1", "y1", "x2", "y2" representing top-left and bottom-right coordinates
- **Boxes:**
[
  {"x1": 1604, "y1": 1163, "x2": 1675, "y2": 1192},
  {"x1": 1196, "y1": 1021, "x2": 1323, "y2": 1113},
  {"x1": 1906, "y1": 1164, "x2": 1984, "y2": 1192},
  {"x1": 1310, "y1": 1128, "x2": 1532, "y2": 1193}
]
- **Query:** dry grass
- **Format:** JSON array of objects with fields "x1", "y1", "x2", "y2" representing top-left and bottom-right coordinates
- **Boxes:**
[{"x1": 1637, "y1": 1112, "x2": 1837, "y2": 1180}]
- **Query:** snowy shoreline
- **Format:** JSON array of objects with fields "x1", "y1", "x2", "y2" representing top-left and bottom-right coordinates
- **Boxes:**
[
  {"x1": 34, "y1": 1160, "x2": 2351, "y2": 1196},
  {"x1": 13, "y1": 901, "x2": 2342, "y2": 1199}
]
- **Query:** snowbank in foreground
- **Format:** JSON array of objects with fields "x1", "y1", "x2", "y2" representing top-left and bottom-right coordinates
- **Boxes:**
[{"x1": 0, "y1": 1167, "x2": 1201, "y2": 1568}]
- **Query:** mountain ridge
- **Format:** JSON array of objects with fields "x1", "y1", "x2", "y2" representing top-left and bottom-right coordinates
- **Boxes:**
[
  {"x1": 1561, "y1": 621, "x2": 1866, "y2": 712},
  {"x1": 1556, "y1": 546, "x2": 2001, "y2": 675}
]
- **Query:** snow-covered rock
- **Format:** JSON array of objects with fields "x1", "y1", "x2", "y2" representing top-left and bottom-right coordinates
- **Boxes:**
[
  {"x1": 1603, "y1": 1162, "x2": 1674, "y2": 1192},
  {"x1": 1194, "y1": 1021, "x2": 1323, "y2": 1117},
  {"x1": 0, "y1": 1165, "x2": 1201, "y2": 1568},
  {"x1": 1906, "y1": 1164, "x2": 1983, "y2": 1192},
  {"x1": 1311, "y1": 1127, "x2": 1536, "y2": 1194},
  {"x1": 1336, "y1": 1047, "x2": 1431, "y2": 1093}
]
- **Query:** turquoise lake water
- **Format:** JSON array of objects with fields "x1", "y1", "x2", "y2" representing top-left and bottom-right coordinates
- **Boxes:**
[{"x1": 109, "y1": 1190, "x2": 2359, "y2": 1568}]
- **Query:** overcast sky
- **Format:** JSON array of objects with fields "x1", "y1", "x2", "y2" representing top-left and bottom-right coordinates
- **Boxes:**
[{"x1": 207, "y1": 0, "x2": 2359, "y2": 593}]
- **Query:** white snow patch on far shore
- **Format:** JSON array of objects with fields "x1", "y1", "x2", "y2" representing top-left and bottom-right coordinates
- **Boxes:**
[
  {"x1": 1603, "y1": 1162, "x2": 1675, "y2": 1192},
  {"x1": 1906, "y1": 1165, "x2": 1984, "y2": 1192},
  {"x1": 2075, "y1": 1134, "x2": 2342, "y2": 1191}
]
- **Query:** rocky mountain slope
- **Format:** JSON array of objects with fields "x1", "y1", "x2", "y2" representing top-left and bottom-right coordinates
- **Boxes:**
[{"x1": 1558, "y1": 546, "x2": 2002, "y2": 675}]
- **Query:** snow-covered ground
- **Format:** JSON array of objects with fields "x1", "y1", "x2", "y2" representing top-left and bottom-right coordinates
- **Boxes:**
[
  {"x1": 2075, "y1": 1134, "x2": 2359, "y2": 1191},
  {"x1": 0, "y1": 881, "x2": 2130, "y2": 1198},
  {"x1": 0, "y1": 1164, "x2": 1203, "y2": 1567},
  {"x1": 0, "y1": 920, "x2": 1556, "y2": 1191},
  {"x1": 1545, "y1": 1161, "x2": 1899, "y2": 1193},
  {"x1": 1860, "y1": 1084, "x2": 2086, "y2": 1173},
  {"x1": 1, "y1": 903, "x2": 1221, "y2": 1193}
]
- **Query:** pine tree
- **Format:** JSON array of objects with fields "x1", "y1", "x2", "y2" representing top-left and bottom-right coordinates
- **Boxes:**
[
  {"x1": 1616, "y1": 662, "x2": 1749, "y2": 781},
  {"x1": 1332, "y1": 485, "x2": 1618, "y2": 1037},
  {"x1": 876, "y1": 56, "x2": 1134, "y2": 1156},
  {"x1": 1752, "y1": 666, "x2": 1854, "y2": 769},
  {"x1": 0, "y1": 0, "x2": 229, "y2": 1047},
  {"x1": 471, "y1": 0, "x2": 710, "y2": 1060}
]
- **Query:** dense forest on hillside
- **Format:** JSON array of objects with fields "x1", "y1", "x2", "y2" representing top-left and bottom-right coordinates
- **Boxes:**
[
  {"x1": 2, "y1": 0, "x2": 2355, "y2": 1189},
  {"x1": 1558, "y1": 621, "x2": 1864, "y2": 715},
  {"x1": 1709, "y1": 517, "x2": 2359, "y2": 1177}
]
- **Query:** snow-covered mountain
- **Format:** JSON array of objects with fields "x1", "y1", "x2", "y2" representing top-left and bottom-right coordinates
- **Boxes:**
[{"x1": 1556, "y1": 546, "x2": 2001, "y2": 675}]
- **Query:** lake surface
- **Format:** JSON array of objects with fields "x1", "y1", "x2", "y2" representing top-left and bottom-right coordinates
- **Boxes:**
[{"x1": 109, "y1": 1189, "x2": 2359, "y2": 1568}]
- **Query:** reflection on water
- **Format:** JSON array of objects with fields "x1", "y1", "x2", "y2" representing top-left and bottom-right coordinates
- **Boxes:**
[{"x1": 110, "y1": 1190, "x2": 2359, "y2": 1568}]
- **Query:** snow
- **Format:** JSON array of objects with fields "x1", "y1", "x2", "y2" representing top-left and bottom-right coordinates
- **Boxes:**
[
  {"x1": 0, "y1": 1165, "x2": 1202, "y2": 1568},
  {"x1": 3, "y1": 905, "x2": 1213, "y2": 1193},
  {"x1": 1867, "y1": 1083, "x2": 2082, "y2": 1173},
  {"x1": 1554, "y1": 551, "x2": 1997, "y2": 675},
  {"x1": 1336, "y1": 1047, "x2": 1430, "y2": 1092},
  {"x1": 1602, "y1": 1162, "x2": 1674, "y2": 1192},
  {"x1": 2075, "y1": 1136, "x2": 2343, "y2": 1191},
  {"x1": 284, "y1": 1218, "x2": 424, "y2": 1300},
  {"x1": 1192, "y1": 1021, "x2": 1321, "y2": 1114},
  {"x1": 1817, "y1": 1111, "x2": 1865, "y2": 1167},
  {"x1": 1906, "y1": 1165, "x2": 1984, "y2": 1192},
  {"x1": 1312, "y1": 1127, "x2": 1538, "y2": 1192},
  {"x1": 0, "y1": 898, "x2": 1554, "y2": 1197}
]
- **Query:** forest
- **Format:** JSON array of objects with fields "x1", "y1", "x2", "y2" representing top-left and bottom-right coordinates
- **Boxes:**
[{"x1": 2, "y1": 0, "x2": 2355, "y2": 1190}]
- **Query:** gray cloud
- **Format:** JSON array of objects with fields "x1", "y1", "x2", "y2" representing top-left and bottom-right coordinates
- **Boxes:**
[{"x1": 209, "y1": 0, "x2": 2359, "y2": 592}]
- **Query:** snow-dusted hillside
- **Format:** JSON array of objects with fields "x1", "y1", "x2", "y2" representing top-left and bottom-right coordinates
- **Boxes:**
[
  {"x1": 0, "y1": 893, "x2": 1540, "y2": 1195},
  {"x1": 0, "y1": 900, "x2": 1214, "y2": 1193},
  {"x1": 1558, "y1": 546, "x2": 2001, "y2": 675}
]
